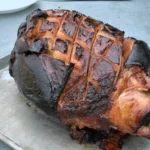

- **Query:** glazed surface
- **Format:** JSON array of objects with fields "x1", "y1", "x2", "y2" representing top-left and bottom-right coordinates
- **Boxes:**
[{"x1": 9, "y1": 9, "x2": 150, "y2": 150}]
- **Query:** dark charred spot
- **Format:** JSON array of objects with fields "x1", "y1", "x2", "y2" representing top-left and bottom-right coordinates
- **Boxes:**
[
  {"x1": 125, "y1": 40, "x2": 150, "y2": 76},
  {"x1": 62, "y1": 23, "x2": 76, "y2": 37},
  {"x1": 141, "y1": 78, "x2": 147, "y2": 85},
  {"x1": 17, "y1": 22, "x2": 27, "y2": 38},
  {"x1": 39, "y1": 54, "x2": 74, "y2": 115},
  {"x1": 69, "y1": 126, "x2": 121, "y2": 145},
  {"x1": 89, "y1": 56, "x2": 115, "y2": 82},
  {"x1": 105, "y1": 44, "x2": 122, "y2": 64},
  {"x1": 29, "y1": 38, "x2": 48, "y2": 53},
  {"x1": 99, "y1": 74, "x2": 114, "y2": 96},
  {"x1": 139, "y1": 112, "x2": 150, "y2": 127},
  {"x1": 11, "y1": 52, "x2": 74, "y2": 116},
  {"x1": 26, "y1": 9, "x2": 48, "y2": 20},
  {"x1": 99, "y1": 129, "x2": 125, "y2": 150},
  {"x1": 118, "y1": 136, "x2": 126, "y2": 148},
  {"x1": 69, "y1": 127, "x2": 85, "y2": 142},
  {"x1": 77, "y1": 27, "x2": 94, "y2": 48},
  {"x1": 66, "y1": 11, "x2": 82, "y2": 25},
  {"x1": 60, "y1": 79, "x2": 87, "y2": 118},
  {"x1": 14, "y1": 38, "x2": 48, "y2": 54},
  {"x1": 65, "y1": 48, "x2": 90, "y2": 90},
  {"x1": 26, "y1": 16, "x2": 37, "y2": 31},
  {"x1": 87, "y1": 57, "x2": 115, "y2": 115},
  {"x1": 102, "y1": 24, "x2": 124, "y2": 42},
  {"x1": 103, "y1": 24, "x2": 124, "y2": 36},
  {"x1": 64, "y1": 68, "x2": 83, "y2": 90},
  {"x1": 14, "y1": 38, "x2": 29, "y2": 53},
  {"x1": 82, "y1": 128, "x2": 108, "y2": 144},
  {"x1": 12, "y1": 54, "x2": 51, "y2": 105},
  {"x1": 93, "y1": 36, "x2": 113, "y2": 55},
  {"x1": 54, "y1": 38, "x2": 69, "y2": 53},
  {"x1": 83, "y1": 17, "x2": 102, "y2": 30},
  {"x1": 40, "y1": 20, "x2": 56, "y2": 32},
  {"x1": 86, "y1": 82, "x2": 109, "y2": 115},
  {"x1": 36, "y1": 100, "x2": 56, "y2": 116},
  {"x1": 99, "y1": 117, "x2": 110, "y2": 131},
  {"x1": 26, "y1": 19, "x2": 38, "y2": 31},
  {"x1": 75, "y1": 44, "x2": 83, "y2": 59},
  {"x1": 26, "y1": 9, "x2": 48, "y2": 31}
]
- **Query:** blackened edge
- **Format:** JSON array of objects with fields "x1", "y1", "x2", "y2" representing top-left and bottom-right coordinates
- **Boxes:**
[{"x1": 125, "y1": 40, "x2": 150, "y2": 76}]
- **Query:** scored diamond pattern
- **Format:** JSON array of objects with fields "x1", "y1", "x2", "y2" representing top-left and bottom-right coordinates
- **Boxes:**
[{"x1": 29, "y1": 9, "x2": 124, "y2": 123}]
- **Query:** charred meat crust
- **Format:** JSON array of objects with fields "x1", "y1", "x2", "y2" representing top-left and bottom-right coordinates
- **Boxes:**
[
  {"x1": 10, "y1": 25, "x2": 74, "y2": 116},
  {"x1": 9, "y1": 8, "x2": 124, "y2": 143},
  {"x1": 102, "y1": 24, "x2": 124, "y2": 42},
  {"x1": 17, "y1": 22, "x2": 27, "y2": 38},
  {"x1": 70, "y1": 127, "x2": 126, "y2": 150},
  {"x1": 10, "y1": 50, "x2": 74, "y2": 116},
  {"x1": 40, "y1": 20, "x2": 56, "y2": 32},
  {"x1": 14, "y1": 37, "x2": 48, "y2": 54},
  {"x1": 62, "y1": 23, "x2": 76, "y2": 37},
  {"x1": 125, "y1": 40, "x2": 150, "y2": 76},
  {"x1": 53, "y1": 38, "x2": 69, "y2": 53},
  {"x1": 139, "y1": 112, "x2": 150, "y2": 127},
  {"x1": 26, "y1": 9, "x2": 48, "y2": 31},
  {"x1": 39, "y1": 54, "x2": 74, "y2": 115},
  {"x1": 9, "y1": 8, "x2": 150, "y2": 150}
]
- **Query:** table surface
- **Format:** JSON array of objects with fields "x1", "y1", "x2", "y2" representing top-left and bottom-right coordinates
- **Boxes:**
[{"x1": 0, "y1": 0, "x2": 150, "y2": 150}]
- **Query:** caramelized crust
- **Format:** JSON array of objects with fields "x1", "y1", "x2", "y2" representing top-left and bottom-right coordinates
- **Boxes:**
[
  {"x1": 9, "y1": 9, "x2": 150, "y2": 150},
  {"x1": 16, "y1": 9, "x2": 124, "y2": 125}
]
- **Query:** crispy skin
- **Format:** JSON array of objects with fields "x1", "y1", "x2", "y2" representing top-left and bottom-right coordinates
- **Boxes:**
[{"x1": 9, "y1": 9, "x2": 150, "y2": 150}]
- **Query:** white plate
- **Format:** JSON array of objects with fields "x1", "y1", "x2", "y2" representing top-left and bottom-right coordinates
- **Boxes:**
[{"x1": 0, "y1": 0, "x2": 38, "y2": 14}]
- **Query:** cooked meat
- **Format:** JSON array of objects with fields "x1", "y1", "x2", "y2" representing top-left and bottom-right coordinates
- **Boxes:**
[{"x1": 9, "y1": 9, "x2": 150, "y2": 150}]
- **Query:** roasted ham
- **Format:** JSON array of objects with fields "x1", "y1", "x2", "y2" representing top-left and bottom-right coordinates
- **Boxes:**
[{"x1": 9, "y1": 9, "x2": 150, "y2": 150}]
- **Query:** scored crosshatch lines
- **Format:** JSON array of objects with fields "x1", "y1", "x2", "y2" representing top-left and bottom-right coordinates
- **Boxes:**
[{"x1": 24, "y1": 9, "x2": 124, "y2": 123}]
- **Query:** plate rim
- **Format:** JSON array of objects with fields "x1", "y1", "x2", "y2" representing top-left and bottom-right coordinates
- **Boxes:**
[{"x1": 0, "y1": 0, "x2": 38, "y2": 14}]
